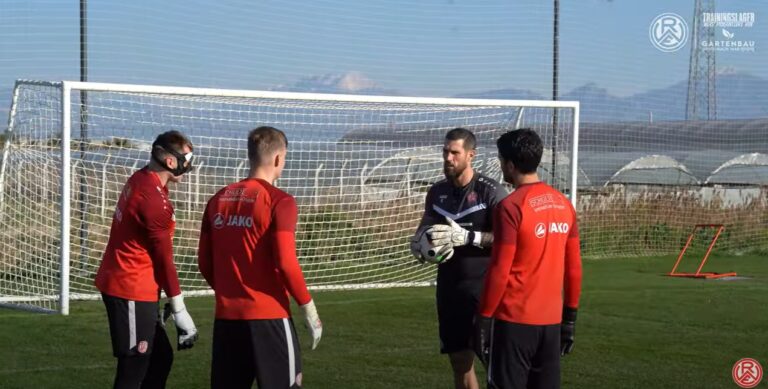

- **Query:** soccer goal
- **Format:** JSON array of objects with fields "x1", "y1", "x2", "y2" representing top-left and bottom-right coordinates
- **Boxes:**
[{"x1": 0, "y1": 80, "x2": 580, "y2": 314}]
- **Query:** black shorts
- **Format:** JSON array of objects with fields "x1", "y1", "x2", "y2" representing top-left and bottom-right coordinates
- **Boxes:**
[
  {"x1": 102, "y1": 293, "x2": 160, "y2": 357},
  {"x1": 436, "y1": 280, "x2": 481, "y2": 354},
  {"x1": 488, "y1": 319, "x2": 561, "y2": 389},
  {"x1": 212, "y1": 318, "x2": 303, "y2": 389}
]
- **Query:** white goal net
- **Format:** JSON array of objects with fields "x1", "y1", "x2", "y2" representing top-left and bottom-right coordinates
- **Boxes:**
[{"x1": 0, "y1": 80, "x2": 579, "y2": 314}]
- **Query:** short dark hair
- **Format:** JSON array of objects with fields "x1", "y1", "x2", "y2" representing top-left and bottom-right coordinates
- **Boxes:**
[
  {"x1": 445, "y1": 128, "x2": 476, "y2": 151},
  {"x1": 496, "y1": 128, "x2": 543, "y2": 174},
  {"x1": 152, "y1": 130, "x2": 193, "y2": 160},
  {"x1": 247, "y1": 126, "x2": 288, "y2": 165}
]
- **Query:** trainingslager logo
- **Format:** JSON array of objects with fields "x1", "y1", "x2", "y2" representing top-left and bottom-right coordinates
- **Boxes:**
[
  {"x1": 701, "y1": 12, "x2": 756, "y2": 53},
  {"x1": 649, "y1": 13, "x2": 689, "y2": 52},
  {"x1": 733, "y1": 358, "x2": 763, "y2": 388}
]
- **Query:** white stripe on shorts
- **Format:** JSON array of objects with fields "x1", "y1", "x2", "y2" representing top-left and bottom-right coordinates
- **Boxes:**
[
  {"x1": 487, "y1": 319, "x2": 496, "y2": 386},
  {"x1": 128, "y1": 300, "x2": 136, "y2": 349},
  {"x1": 283, "y1": 318, "x2": 296, "y2": 386}
]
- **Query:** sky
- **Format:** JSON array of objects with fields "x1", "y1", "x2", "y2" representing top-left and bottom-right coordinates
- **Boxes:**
[{"x1": 0, "y1": 0, "x2": 766, "y2": 98}]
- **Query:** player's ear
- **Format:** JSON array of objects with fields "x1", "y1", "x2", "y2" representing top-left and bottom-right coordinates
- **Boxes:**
[
  {"x1": 507, "y1": 159, "x2": 516, "y2": 173},
  {"x1": 273, "y1": 152, "x2": 281, "y2": 168},
  {"x1": 165, "y1": 154, "x2": 176, "y2": 169},
  {"x1": 468, "y1": 148, "x2": 476, "y2": 159}
]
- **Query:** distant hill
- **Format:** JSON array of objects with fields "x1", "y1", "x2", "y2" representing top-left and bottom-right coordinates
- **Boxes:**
[
  {"x1": 2, "y1": 73, "x2": 765, "y2": 128},
  {"x1": 458, "y1": 73, "x2": 768, "y2": 122}
]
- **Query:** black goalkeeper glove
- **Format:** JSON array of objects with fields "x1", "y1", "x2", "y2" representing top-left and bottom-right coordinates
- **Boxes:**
[
  {"x1": 561, "y1": 306, "x2": 577, "y2": 356},
  {"x1": 473, "y1": 314, "x2": 492, "y2": 367}
]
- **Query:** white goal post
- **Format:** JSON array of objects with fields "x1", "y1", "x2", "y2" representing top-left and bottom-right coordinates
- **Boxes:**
[{"x1": 0, "y1": 80, "x2": 580, "y2": 314}]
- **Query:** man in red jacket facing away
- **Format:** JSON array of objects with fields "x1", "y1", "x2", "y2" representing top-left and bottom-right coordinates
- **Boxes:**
[
  {"x1": 198, "y1": 126, "x2": 322, "y2": 389},
  {"x1": 95, "y1": 130, "x2": 199, "y2": 389},
  {"x1": 476, "y1": 128, "x2": 583, "y2": 389}
]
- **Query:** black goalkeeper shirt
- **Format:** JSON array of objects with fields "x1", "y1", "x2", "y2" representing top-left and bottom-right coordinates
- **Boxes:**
[{"x1": 419, "y1": 172, "x2": 508, "y2": 287}]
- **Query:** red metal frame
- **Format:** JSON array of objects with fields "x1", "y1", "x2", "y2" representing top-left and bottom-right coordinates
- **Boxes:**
[{"x1": 668, "y1": 224, "x2": 737, "y2": 279}]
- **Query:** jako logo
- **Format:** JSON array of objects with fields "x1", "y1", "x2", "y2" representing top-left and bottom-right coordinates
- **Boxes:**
[
  {"x1": 550, "y1": 222, "x2": 570, "y2": 234},
  {"x1": 227, "y1": 215, "x2": 254, "y2": 228},
  {"x1": 213, "y1": 213, "x2": 225, "y2": 229},
  {"x1": 535, "y1": 222, "x2": 570, "y2": 238}
]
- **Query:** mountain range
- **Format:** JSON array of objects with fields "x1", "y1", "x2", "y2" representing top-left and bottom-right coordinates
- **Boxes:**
[
  {"x1": 456, "y1": 72, "x2": 768, "y2": 122},
  {"x1": 1, "y1": 72, "x2": 766, "y2": 126}
]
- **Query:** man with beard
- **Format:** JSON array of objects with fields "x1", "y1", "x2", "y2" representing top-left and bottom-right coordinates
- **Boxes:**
[{"x1": 410, "y1": 128, "x2": 508, "y2": 389}]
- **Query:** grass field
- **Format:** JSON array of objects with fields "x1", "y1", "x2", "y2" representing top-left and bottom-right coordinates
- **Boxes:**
[{"x1": 1, "y1": 253, "x2": 767, "y2": 388}]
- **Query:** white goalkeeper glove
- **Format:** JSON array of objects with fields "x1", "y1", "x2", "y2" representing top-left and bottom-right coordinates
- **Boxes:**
[
  {"x1": 430, "y1": 243, "x2": 455, "y2": 263},
  {"x1": 300, "y1": 299, "x2": 323, "y2": 350},
  {"x1": 428, "y1": 216, "x2": 477, "y2": 249},
  {"x1": 164, "y1": 294, "x2": 199, "y2": 351}
]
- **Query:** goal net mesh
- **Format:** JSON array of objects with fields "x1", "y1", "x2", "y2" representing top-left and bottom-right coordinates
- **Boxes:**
[{"x1": 0, "y1": 81, "x2": 577, "y2": 312}]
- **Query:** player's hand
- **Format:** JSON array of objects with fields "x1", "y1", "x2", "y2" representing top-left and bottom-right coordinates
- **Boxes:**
[
  {"x1": 168, "y1": 294, "x2": 199, "y2": 351},
  {"x1": 561, "y1": 307, "x2": 577, "y2": 356},
  {"x1": 473, "y1": 314, "x2": 492, "y2": 367},
  {"x1": 410, "y1": 226, "x2": 429, "y2": 264},
  {"x1": 428, "y1": 217, "x2": 469, "y2": 248},
  {"x1": 300, "y1": 299, "x2": 323, "y2": 350},
  {"x1": 434, "y1": 244, "x2": 455, "y2": 263}
]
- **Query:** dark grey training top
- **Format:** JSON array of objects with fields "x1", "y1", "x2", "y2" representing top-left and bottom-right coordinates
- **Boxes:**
[{"x1": 420, "y1": 172, "x2": 508, "y2": 286}]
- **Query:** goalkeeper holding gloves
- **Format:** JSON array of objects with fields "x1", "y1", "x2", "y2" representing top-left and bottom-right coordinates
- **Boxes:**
[
  {"x1": 162, "y1": 295, "x2": 199, "y2": 350},
  {"x1": 95, "y1": 131, "x2": 198, "y2": 389},
  {"x1": 408, "y1": 128, "x2": 508, "y2": 389}
]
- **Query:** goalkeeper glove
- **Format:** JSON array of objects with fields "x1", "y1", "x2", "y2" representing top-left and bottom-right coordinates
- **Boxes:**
[
  {"x1": 472, "y1": 314, "x2": 493, "y2": 369},
  {"x1": 561, "y1": 306, "x2": 577, "y2": 356},
  {"x1": 472, "y1": 314, "x2": 492, "y2": 368},
  {"x1": 409, "y1": 226, "x2": 430, "y2": 264},
  {"x1": 300, "y1": 299, "x2": 323, "y2": 350},
  {"x1": 165, "y1": 294, "x2": 199, "y2": 351},
  {"x1": 428, "y1": 217, "x2": 482, "y2": 249}
]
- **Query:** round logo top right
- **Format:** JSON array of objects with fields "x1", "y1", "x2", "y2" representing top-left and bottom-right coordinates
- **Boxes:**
[{"x1": 649, "y1": 13, "x2": 689, "y2": 52}]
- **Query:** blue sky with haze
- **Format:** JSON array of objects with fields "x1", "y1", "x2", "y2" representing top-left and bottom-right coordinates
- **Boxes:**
[{"x1": 0, "y1": 0, "x2": 766, "y2": 97}]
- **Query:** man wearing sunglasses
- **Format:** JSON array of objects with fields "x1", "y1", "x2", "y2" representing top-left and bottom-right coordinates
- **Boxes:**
[{"x1": 95, "y1": 130, "x2": 199, "y2": 389}]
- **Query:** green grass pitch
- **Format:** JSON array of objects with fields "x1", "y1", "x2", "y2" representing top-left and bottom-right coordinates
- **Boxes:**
[{"x1": 1, "y1": 253, "x2": 767, "y2": 388}]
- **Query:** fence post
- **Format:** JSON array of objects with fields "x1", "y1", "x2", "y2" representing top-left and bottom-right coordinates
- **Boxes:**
[
  {"x1": 15, "y1": 161, "x2": 21, "y2": 195},
  {"x1": 195, "y1": 160, "x2": 204, "y2": 206},
  {"x1": 405, "y1": 158, "x2": 413, "y2": 204},
  {"x1": 71, "y1": 160, "x2": 80, "y2": 201},
  {"x1": 360, "y1": 163, "x2": 368, "y2": 208},
  {"x1": 236, "y1": 160, "x2": 247, "y2": 182},
  {"x1": 340, "y1": 159, "x2": 348, "y2": 199},
  {"x1": 314, "y1": 163, "x2": 324, "y2": 209},
  {"x1": 101, "y1": 155, "x2": 110, "y2": 218}
]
